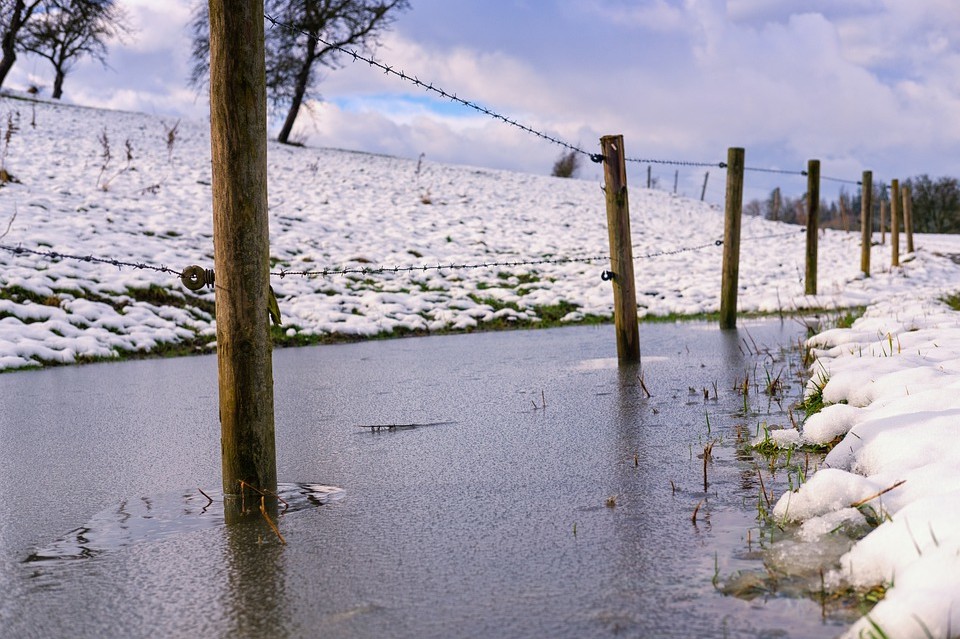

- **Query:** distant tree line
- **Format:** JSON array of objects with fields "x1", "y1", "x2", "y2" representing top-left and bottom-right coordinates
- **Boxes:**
[
  {"x1": 0, "y1": 0, "x2": 128, "y2": 99},
  {"x1": 744, "y1": 175, "x2": 960, "y2": 234}
]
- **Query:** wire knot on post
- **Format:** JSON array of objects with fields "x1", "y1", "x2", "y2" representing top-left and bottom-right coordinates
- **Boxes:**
[
  {"x1": 181, "y1": 265, "x2": 215, "y2": 291},
  {"x1": 601, "y1": 270, "x2": 615, "y2": 281}
]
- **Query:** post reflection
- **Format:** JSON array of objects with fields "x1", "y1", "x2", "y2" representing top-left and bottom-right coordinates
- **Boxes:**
[{"x1": 222, "y1": 497, "x2": 289, "y2": 638}]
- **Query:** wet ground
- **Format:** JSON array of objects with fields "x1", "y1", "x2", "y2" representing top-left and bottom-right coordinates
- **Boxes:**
[{"x1": 0, "y1": 321, "x2": 851, "y2": 638}]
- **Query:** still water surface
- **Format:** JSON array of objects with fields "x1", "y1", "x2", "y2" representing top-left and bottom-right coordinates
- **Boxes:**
[{"x1": 0, "y1": 321, "x2": 849, "y2": 638}]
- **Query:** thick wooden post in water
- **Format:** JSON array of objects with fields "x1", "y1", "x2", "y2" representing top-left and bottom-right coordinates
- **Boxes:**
[
  {"x1": 209, "y1": 0, "x2": 277, "y2": 503},
  {"x1": 860, "y1": 170, "x2": 873, "y2": 277},
  {"x1": 903, "y1": 184, "x2": 915, "y2": 254},
  {"x1": 891, "y1": 179, "x2": 901, "y2": 267},
  {"x1": 719, "y1": 147, "x2": 744, "y2": 330},
  {"x1": 805, "y1": 160, "x2": 820, "y2": 295},
  {"x1": 600, "y1": 135, "x2": 640, "y2": 363}
]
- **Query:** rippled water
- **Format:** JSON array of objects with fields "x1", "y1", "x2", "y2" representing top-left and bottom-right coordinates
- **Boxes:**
[{"x1": 0, "y1": 321, "x2": 851, "y2": 638}]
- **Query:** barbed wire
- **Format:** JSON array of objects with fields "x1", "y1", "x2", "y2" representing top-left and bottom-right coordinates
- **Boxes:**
[
  {"x1": 263, "y1": 14, "x2": 737, "y2": 171},
  {"x1": 744, "y1": 166, "x2": 806, "y2": 177},
  {"x1": 2, "y1": 228, "x2": 809, "y2": 289},
  {"x1": 261, "y1": 14, "x2": 602, "y2": 163},
  {"x1": 0, "y1": 243, "x2": 182, "y2": 276},
  {"x1": 262, "y1": 15, "x2": 875, "y2": 184},
  {"x1": 822, "y1": 175, "x2": 863, "y2": 186},
  {"x1": 740, "y1": 228, "x2": 805, "y2": 242},
  {"x1": 270, "y1": 254, "x2": 610, "y2": 278},
  {"x1": 632, "y1": 239, "x2": 721, "y2": 256},
  {"x1": 626, "y1": 156, "x2": 723, "y2": 168}
]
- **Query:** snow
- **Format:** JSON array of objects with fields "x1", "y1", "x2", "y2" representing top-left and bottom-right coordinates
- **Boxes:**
[
  {"x1": 4, "y1": 94, "x2": 960, "y2": 637},
  {"x1": 772, "y1": 297, "x2": 960, "y2": 638}
]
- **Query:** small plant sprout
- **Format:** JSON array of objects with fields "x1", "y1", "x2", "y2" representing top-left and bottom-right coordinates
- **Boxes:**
[
  {"x1": 96, "y1": 128, "x2": 135, "y2": 191},
  {"x1": 0, "y1": 205, "x2": 16, "y2": 240},
  {"x1": 605, "y1": 495, "x2": 617, "y2": 508},
  {"x1": 701, "y1": 441, "x2": 714, "y2": 491},
  {"x1": 163, "y1": 118, "x2": 180, "y2": 163},
  {"x1": 691, "y1": 498, "x2": 704, "y2": 524}
]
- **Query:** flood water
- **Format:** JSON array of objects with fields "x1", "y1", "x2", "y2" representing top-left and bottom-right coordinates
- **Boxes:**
[{"x1": 0, "y1": 321, "x2": 851, "y2": 638}]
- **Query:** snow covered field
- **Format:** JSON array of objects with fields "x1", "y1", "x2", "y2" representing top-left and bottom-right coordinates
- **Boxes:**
[
  {"x1": 3, "y1": 95, "x2": 960, "y2": 637},
  {"x1": 3, "y1": 94, "x2": 960, "y2": 372}
]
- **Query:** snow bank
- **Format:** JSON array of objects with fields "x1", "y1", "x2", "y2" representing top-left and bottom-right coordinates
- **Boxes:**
[{"x1": 776, "y1": 298, "x2": 960, "y2": 638}]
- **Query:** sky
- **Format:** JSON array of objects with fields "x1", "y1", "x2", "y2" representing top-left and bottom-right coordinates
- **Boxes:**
[{"x1": 5, "y1": 0, "x2": 960, "y2": 205}]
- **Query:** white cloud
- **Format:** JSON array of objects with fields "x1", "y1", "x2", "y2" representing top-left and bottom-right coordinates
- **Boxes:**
[
  {"x1": 580, "y1": 0, "x2": 689, "y2": 32},
  {"x1": 119, "y1": 0, "x2": 194, "y2": 53}
]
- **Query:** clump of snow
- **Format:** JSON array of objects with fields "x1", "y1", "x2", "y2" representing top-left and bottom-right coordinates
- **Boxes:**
[{"x1": 775, "y1": 296, "x2": 960, "y2": 637}]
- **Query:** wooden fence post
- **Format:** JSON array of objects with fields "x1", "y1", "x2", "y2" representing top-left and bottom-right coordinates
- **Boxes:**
[
  {"x1": 600, "y1": 135, "x2": 640, "y2": 363},
  {"x1": 700, "y1": 171, "x2": 709, "y2": 201},
  {"x1": 880, "y1": 200, "x2": 887, "y2": 245},
  {"x1": 805, "y1": 159, "x2": 820, "y2": 295},
  {"x1": 903, "y1": 184, "x2": 915, "y2": 254},
  {"x1": 891, "y1": 179, "x2": 901, "y2": 267},
  {"x1": 209, "y1": 0, "x2": 277, "y2": 507},
  {"x1": 720, "y1": 147, "x2": 744, "y2": 329},
  {"x1": 860, "y1": 170, "x2": 872, "y2": 277}
]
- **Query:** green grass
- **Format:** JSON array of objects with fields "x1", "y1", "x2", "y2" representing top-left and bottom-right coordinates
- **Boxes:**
[{"x1": 941, "y1": 292, "x2": 960, "y2": 311}]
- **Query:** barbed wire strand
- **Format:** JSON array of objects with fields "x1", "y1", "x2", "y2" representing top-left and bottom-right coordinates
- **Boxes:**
[
  {"x1": 0, "y1": 243, "x2": 182, "y2": 276},
  {"x1": 744, "y1": 166, "x2": 807, "y2": 177},
  {"x1": 822, "y1": 175, "x2": 863, "y2": 186},
  {"x1": 262, "y1": 15, "x2": 874, "y2": 183},
  {"x1": 2, "y1": 227, "x2": 808, "y2": 286},
  {"x1": 261, "y1": 14, "x2": 731, "y2": 169}
]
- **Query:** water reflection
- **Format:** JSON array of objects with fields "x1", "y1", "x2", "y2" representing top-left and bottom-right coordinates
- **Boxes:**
[{"x1": 223, "y1": 510, "x2": 289, "y2": 638}]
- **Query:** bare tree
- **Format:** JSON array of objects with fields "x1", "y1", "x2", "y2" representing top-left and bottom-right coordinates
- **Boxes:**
[
  {"x1": 20, "y1": 0, "x2": 129, "y2": 99},
  {"x1": 0, "y1": 0, "x2": 44, "y2": 89},
  {"x1": 190, "y1": 0, "x2": 410, "y2": 145}
]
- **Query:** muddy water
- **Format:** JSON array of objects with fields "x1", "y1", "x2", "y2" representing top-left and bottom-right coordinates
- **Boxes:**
[{"x1": 0, "y1": 321, "x2": 850, "y2": 638}]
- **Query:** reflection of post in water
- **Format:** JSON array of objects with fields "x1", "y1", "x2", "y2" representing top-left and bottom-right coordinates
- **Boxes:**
[
  {"x1": 224, "y1": 481, "x2": 287, "y2": 547},
  {"x1": 223, "y1": 506, "x2": 288, "y2": 637},
  {"x1": 208, "y1": 0, "x2": 279, "y2": 516}
]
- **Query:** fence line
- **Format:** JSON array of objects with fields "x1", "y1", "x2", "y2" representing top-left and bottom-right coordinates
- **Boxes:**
[{"x1": 1, "y1": 226, "x2": 808, "y2": 288}]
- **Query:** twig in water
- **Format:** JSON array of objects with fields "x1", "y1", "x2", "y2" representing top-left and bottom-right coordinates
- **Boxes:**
[
  {"x1": 702, "y1": 441, "x2": 714, "y2": 492},
  {"x1": 820, "y1": 569, "x2": 827, "y2": 619},
  {"x1": 198, "y1": 487, "x2": 214, "y2": 505},
  {"x1": 357, "y1": 421, "x2": 455, "y2": 431},
  {"x1": 259, "y1": 496, "x2": 287, "y2": 545},
  {"x1": 638, "y1": 373, "x2": 652, "y2": 398},
  {"x1": 757, "y1": 469, "x2": 772, "y2": 509},
  {"x1": 691, "y1": 499, "x2": 704, "y2": 524},
  {"x1": 238, "y1": 479, "x2": 290, "y2": 514}
]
